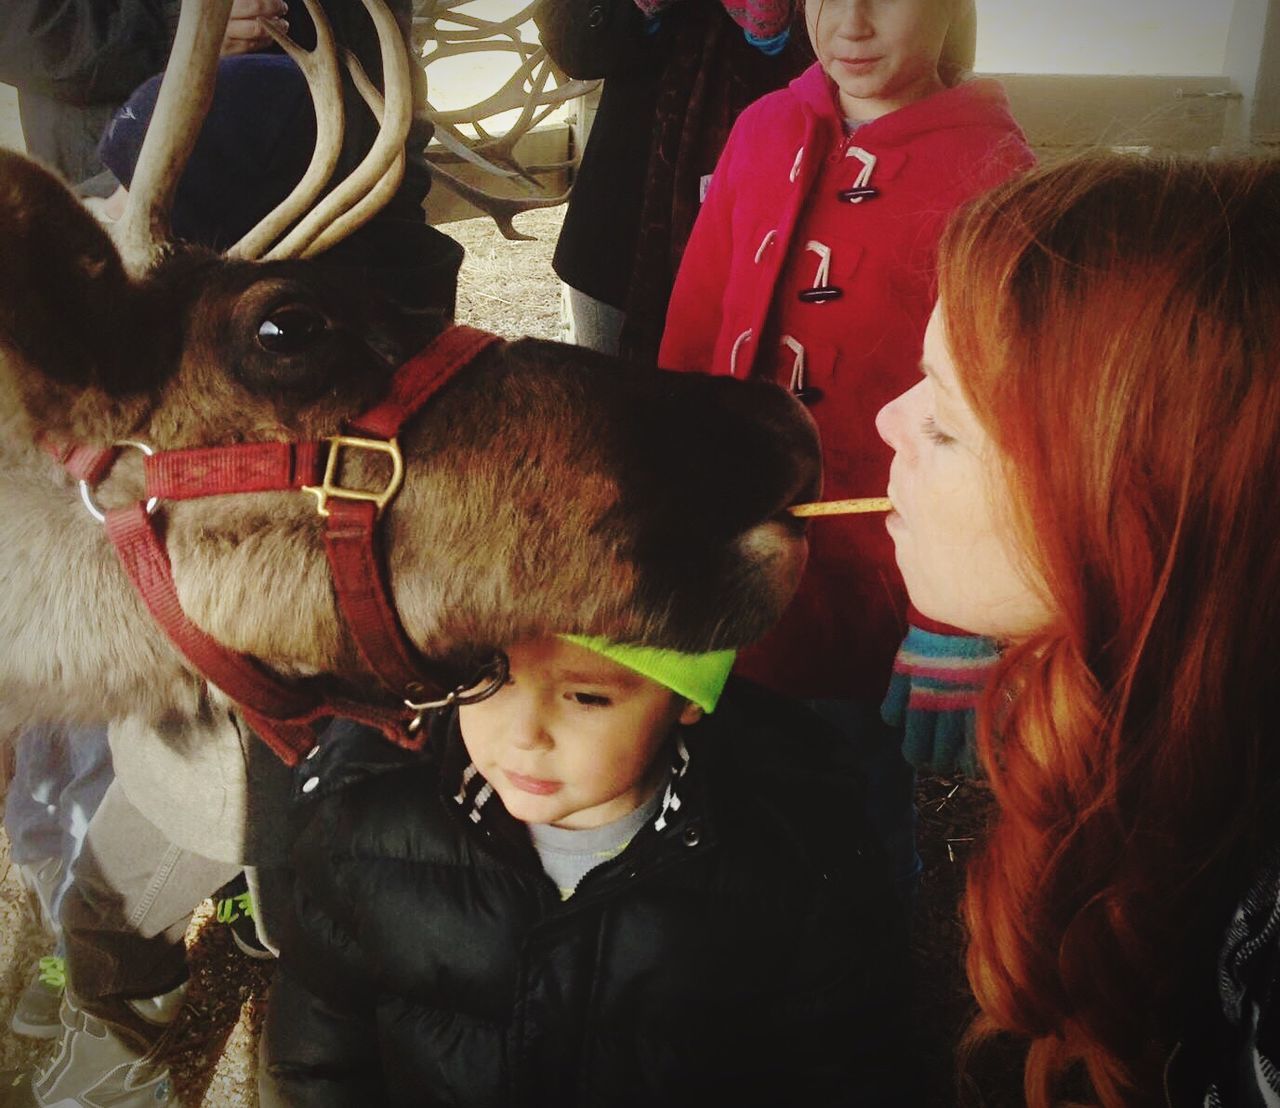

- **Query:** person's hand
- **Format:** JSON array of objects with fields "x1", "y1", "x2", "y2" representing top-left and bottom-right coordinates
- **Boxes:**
[
  {"x1": 222, "y1": 0, "x2": 289, "y2": 56},
  {"x1": 880, "y1": 625, "x2": 1000, "y2": 776}
]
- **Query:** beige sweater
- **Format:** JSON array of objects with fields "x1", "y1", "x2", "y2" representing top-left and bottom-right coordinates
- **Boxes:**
[{"x1": 108, "y1": 701, "x2": 298, "y2": 865}]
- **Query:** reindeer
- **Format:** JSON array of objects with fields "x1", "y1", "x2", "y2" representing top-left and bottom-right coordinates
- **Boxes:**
[{"x1": 0, "y1": 0, "x2": 820, "y2": 762}]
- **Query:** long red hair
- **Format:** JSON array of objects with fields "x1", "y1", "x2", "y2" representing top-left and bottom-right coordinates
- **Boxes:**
[{"x1": 938, "y1": 155, "x2": 1280, "y2": 1104}]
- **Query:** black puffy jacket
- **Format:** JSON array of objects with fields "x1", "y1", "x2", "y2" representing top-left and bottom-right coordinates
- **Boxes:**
[{"x1": 261, "y1": 680, "x2": 914, "y2": 1107}]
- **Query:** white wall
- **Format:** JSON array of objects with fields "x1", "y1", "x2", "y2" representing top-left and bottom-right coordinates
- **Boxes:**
[
  {"x1": 975, "y1": 0, "x2": 1236, "y2": 77},
  {"x1": 0, "y1": 85, "x2": 23, "y2": 153},
  {"x1": 1223, "y1": 0, "x2": 1280, "y2": 140}
]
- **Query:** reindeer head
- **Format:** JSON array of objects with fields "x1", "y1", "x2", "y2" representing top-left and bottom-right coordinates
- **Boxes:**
[{"x1": 0, "y1": 0, "x2": 820, "y2": 740}]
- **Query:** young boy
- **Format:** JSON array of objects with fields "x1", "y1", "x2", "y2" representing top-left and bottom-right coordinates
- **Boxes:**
[{"x1": 259, "y1": 636, "x2": 912, "y2": 1106}]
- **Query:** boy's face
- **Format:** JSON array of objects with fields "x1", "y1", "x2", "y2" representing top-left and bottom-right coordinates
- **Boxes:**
[
  {"x1": 458, "y1": 638, "x2": 702, "y2": 830},
  {"x1": 806, "y1": 0, "x2": 951, "y2": 121}
]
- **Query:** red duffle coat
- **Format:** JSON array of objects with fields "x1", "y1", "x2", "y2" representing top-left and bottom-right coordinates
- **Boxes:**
[{"x1": 659, "y1": 62, "x2": 1034, "y2": 701}]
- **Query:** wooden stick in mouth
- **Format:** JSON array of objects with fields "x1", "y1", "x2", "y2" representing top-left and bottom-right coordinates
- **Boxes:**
[{"x1": 788, "y1": 497, "x2": 893, "y2": 518}]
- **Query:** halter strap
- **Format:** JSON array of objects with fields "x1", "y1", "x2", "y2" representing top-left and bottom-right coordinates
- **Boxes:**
[{"x1": 60, "y1": 324, "x2": 505, "y2": 764}]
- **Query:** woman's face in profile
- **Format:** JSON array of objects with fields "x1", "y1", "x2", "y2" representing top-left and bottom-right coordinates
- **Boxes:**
[{"x1": 875, "y1": 305, "x2": 1051, "y2": 639}]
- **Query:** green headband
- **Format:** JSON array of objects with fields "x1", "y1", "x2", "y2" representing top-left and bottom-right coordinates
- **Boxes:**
[{"x1": 558, "y1": 635, "x2": 736, "y2": 715}]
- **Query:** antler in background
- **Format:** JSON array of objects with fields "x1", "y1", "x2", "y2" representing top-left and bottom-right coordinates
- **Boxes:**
[{"x1": 412, "y1": 1, "x2": 599, "y2": 241}]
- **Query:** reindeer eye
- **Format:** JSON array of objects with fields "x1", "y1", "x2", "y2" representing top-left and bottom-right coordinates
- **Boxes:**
[{"x1": 256, "y1": 305, "x2": 328, "y2": 353}]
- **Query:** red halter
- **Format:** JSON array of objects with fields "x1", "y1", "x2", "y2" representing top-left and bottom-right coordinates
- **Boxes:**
[{"x1": 48, "y1": 324, "x2": 506, "y2": 765}]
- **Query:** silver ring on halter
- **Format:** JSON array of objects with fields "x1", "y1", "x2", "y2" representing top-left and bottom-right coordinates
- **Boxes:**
[
  {"x1": 79, "y1": 440, "x2": 159, "y2": 523},
  {"x1": 405, "y1": 650, "x2": 511, "y2": 732}
]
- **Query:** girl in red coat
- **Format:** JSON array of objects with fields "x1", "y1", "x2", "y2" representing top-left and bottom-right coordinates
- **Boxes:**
[{"x1": 658, "y1": 0, "x2": 1034, "y2": 904}]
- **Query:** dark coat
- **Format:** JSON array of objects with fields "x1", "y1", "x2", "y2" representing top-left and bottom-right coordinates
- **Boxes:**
[
  {"x1": 261, "y1": 680, "x2": 914, "y2": 1107},
  {"x1": 534, "y1": 0, "x2": 810, "y2": 360},
  {"x1": 0, "y1": 0, "x2": 175, "y2": 106},
  {"x1": 1167, "y1": 847, "x2": 1280, "y2": 1107},
  {"x1": 0, "y1": 0, "x2": 179, "y2": 183}
]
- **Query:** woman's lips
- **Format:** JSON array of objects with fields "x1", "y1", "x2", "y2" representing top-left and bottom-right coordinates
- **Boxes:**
[
  {"x1": 505, "y1": 770, "x2": 561, "y2": 796},
  {"x1": 885, "y1": 486, "x2": 902, "y2": 526}
]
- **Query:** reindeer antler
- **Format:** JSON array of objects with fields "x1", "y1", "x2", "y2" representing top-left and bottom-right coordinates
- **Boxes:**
[
  {"x1": 114, "y1": 0, "x2": 235, "y2": 273},
  {"x1": 116, "y1": 0, "x2": 414, "y2": 268},
  {"x1": 293, "y1": 48, "x2": 407, "y2": 258},
  {"x1": 229, "y1": 0, "x2": 345, "y2": 261},
  {"x1": 263, "y1": 0, "x2": 413, "y2": 260},
  {"x1": 414, "y1": 2, "x2": 598, "y2": 240}
]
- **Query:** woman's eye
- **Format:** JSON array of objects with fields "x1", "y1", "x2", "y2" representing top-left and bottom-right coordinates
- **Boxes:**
[
  {"x1": 256, "y1": 304, "x2": 328, "y2": 353},
  {"x1": 922, "y1": 416, "x2": 956, "y2": 446},
  {"x1": 570, "y1": 692, "x2": 612, "y2": 708}
]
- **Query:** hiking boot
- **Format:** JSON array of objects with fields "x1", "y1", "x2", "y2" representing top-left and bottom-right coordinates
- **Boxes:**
[
  {"x1": 29, "y1": 988, "x2": 184, "y2": 1108},
  {"x1": 9, "y1": 956, "x2": 64, "y2": 1040},
  {"x1": 214, "y1": 871, "x2": 275, "y2": 960}
]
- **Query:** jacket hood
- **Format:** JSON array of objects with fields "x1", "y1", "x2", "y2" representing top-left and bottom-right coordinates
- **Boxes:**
[{"x1": 788, "y1": 60, "x2": 1024, "y2": 145}]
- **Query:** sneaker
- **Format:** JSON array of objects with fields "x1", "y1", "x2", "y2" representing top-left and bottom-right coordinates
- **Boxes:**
[
  {"x1": 213, "y1": 871, "x2": 275, "y2": 960},
  {"x1": 9, "y1": 956, "x2": 65, "y2": 1040},
  {"x1": 30, "y1": 990, "x2": 182, "y2": 1108}
]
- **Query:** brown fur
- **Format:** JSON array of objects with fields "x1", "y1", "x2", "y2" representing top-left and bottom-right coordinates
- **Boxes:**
[{"x1": 0, "y1": 150, "x2": 820, "y2": 735}]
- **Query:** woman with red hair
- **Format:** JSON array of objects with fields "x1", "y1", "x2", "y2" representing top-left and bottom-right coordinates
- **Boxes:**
[{"x1": 876, "y1": 154, "x2": 1280, "y2": 1106}]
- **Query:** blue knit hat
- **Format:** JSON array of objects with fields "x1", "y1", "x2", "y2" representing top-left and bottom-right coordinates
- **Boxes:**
[{"x1": 98, "y1": 53, "x2": 315, "y2": 250}]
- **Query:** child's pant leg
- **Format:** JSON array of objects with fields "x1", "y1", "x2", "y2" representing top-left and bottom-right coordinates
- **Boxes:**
[
  {"x1": 4, "y1": 726, "x2": 74, "y2": 866},
  {"x1": 52, "y1": 725, "x2": 113, "y2": 924},
  {"x1": 5, "y1": 723, "x2": 113, "y2": 939},
  {"x1": 59, "y1": 779, "x2": 240, "y2": 1010},
  {"x1": 563, "y1": 284, "x2": 626, "y2": 355}
]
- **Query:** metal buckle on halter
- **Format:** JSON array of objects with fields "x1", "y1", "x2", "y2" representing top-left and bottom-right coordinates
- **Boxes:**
[
  {"x1": 404, "y1": 651, "x2": 511, "y2": 733},
  {"x1": 302, "y1": 435, "x2": 404, "y2": 518},
  {"x1": 78, "y1": 440, "x2": 159, "y2": 523}
]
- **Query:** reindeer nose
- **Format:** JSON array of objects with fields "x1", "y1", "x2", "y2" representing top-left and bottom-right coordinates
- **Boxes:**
[
  {"x1": 623, "y1": 371, "x2": 822, "y2": 559},
  {"x1": 708, "y1": 377, "x2": 824, "y2": 509}
]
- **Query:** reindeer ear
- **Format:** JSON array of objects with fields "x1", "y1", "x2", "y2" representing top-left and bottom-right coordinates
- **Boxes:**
[{"x1": 0, "y1": 151, "x2": 155, "y2": 438}]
